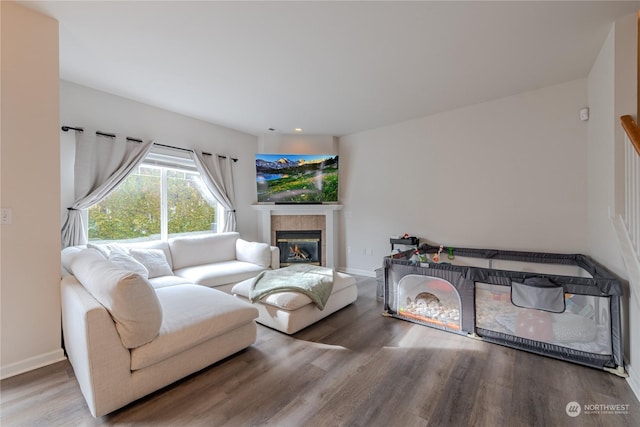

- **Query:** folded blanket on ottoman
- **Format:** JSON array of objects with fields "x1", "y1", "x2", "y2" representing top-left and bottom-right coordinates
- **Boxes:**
[{"x1": 250, "y1": 264, "x2": 334, "y2": 310}]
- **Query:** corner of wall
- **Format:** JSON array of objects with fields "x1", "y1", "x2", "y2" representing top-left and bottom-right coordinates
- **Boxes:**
[{"x1": 1, "y1": 1, "x2": 64, "y2": 378}]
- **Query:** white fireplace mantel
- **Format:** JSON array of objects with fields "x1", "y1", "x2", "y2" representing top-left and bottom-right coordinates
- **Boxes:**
[{"x1": 252, "y1": 204, "x2": 343, "y2": 269}]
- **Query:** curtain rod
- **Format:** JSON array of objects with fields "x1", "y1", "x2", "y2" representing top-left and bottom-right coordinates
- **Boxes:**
[{"x1": 61, "y1": 126, "x2": 238, "y2": 162}]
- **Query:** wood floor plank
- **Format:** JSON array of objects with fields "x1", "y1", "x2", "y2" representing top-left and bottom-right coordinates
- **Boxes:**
[
  {"x1": 1, "y1": 276, "x2": 638, "y2": 426},
  {"x1": 467, "y1": 343, "x2": 514, "y2": 427}
]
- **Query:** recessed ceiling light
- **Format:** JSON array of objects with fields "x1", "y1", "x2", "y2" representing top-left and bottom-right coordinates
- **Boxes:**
[{"x1": 294, "y1": 128, "x2": 303, "y2": 133}]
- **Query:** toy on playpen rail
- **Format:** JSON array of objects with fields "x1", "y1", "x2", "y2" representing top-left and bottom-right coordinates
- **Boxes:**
[
  {"x1": 409, "y1": 249, "x2": 428, "y2": 265},
  {"x1": 431, "y1": 245, "x2": 455, "y2": 263},
  {"x1": 432, "y1": 245, "x2": 444, "y2": 263},
  {"x1": 389, "y1": 233, "x2": 419, "y2": 259}
]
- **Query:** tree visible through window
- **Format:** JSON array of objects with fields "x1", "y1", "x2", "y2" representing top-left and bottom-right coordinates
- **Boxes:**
[
  {"x1": 167, "y1": 168, "x2": 217, "y2": 235},
  {"x1": 89, "y1": 161, "x2": 217, "y2": 242}
]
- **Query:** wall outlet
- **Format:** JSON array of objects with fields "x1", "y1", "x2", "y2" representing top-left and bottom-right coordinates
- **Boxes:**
[{"x1": 1, "y1": 208, "x2": 12, "y2": 224}]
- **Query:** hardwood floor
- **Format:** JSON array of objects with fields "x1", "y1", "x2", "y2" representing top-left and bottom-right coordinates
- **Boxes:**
[{"x1": 2, "y1": 276, "x2": 639, "y2": 426}]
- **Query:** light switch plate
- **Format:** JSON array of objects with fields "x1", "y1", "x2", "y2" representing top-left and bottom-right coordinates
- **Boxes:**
[{"x1": 1, "y1": 208, "x2": 13, "y2": 224}]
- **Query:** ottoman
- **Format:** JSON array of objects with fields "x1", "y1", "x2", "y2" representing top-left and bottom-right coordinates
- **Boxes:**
[{"x1": 231, "y1": 271, "x2": 358, "y2": 334}]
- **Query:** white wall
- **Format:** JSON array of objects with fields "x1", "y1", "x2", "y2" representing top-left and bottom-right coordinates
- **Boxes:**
[
  {"x1": 615, "y1": 14, "x2": 638, "y2": 215},
  {"x1": 258, "y1": 133, "x2": 337, "y2": 155},
  {"x1": 587, "y1": 12, "x2": 639, "y2": 399},
  {"x1": 588, "y1": 15, "x2": 637, "y2": 278},
  {"x1": 588, "y1": 28, "x2": 619, "y2": 274},
  {"x1": 1, "y1": 2, "x2": 65, "y2": 378},
  {"x1": 60, "y1": 81, "x2": 260, "y2": 241},
  {"x1": 338, "y1": 79, "x2": 589, "y2": 275}
]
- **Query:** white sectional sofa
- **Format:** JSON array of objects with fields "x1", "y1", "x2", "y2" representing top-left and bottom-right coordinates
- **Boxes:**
[{"x1": 60, "y1": 232, "x2": 278, "y2": 417}]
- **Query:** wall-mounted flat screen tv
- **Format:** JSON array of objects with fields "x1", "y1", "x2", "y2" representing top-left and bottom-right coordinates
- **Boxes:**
[{"x1": 256, "y1": 154, "x2": 339, "y2": 203}]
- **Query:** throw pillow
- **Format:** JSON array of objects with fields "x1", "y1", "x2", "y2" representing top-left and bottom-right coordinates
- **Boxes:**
[
  {"x1": 70, "y1": 249, "x2": 163, "y2": 349},
  {"x1": 109, "y1": 252, "x2": 150, "y2": 279},
  {"x1": 86, "y1": 242, "x2": 129, "y2": 258},
  {"x1": 86, "y1": 243, "x2": 110, "y2": 258},
  {"x1": 236, "y1": 238, "x2": 271, "y2": 268},
  {"x1": 130, "y1": 249, "x2": 174, "y2": 278},
  {"x1": 107, "y1": 242, "x2": 129, "y2": 256}
]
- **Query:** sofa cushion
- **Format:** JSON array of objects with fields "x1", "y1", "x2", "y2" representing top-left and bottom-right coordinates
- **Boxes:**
[
  {"x1": 174, "y1": 260, "x2": 266, "y2": 288},
  {"x1": 169, "y1": 232, "x2": 239, "y2": 270},
  {"x1": 130, "y1": 284, "x2": 258, "y2": 370},
  {"x1": 147, "y1": 275, "x2": 193, "y2": 289},
  {"x1": 231, "y1": 271, "x2": 356, "y2": 311},
  {"x1": 130, "y1": 249, "x2": 173, "y2": 278},
  {"x1": 236, "y1": 238, "x2": 271, "y2": 268},
  {"x1": 108, "y1": 252, "x2": 149, "y2": 278},
  {"x1": 69, "y1": 249, "x2": 163, "y2": 349}
]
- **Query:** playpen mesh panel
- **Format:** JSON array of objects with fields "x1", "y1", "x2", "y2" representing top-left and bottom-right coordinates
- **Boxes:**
[
  {"x1": 475, "y1": 282, "x2": 612, "y2": 355},
  {"x1": 385, "y1": 260, "x2": 475, "y2": 334},
  {"x1": 392, "y1": 275, "x2": 462, "y2": 331},
  {"x1": 477, "y1": 328, "x2": 616, "y2": 368}
]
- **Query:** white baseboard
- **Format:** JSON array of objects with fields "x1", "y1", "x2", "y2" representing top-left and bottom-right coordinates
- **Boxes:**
[
  {"x1": 338, "y1": 267, "x2": 377, "y2": 278},
  {"x1": 0, "y1": 349, "x2": 66, "y2": 380},
  {"x1": 627, "y1": 363, "x2": 640, "y2": 403},
  {"x1": 612, "y1": 215, "x2": 640, "y2": 308}
]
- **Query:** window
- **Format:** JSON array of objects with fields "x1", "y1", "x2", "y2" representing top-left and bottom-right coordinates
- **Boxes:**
[{"x1": 88, "y1": 151, "x2": 220, "y2": 242}]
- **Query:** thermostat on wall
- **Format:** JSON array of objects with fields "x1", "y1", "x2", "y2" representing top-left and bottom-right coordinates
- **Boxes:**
[{"x1": 580, "y1": 107, "x2": 590, "y2": 121}]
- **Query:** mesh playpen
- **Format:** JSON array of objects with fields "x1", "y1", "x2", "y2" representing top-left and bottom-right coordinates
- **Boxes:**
[{"x1": 383, "y1": 243, "x2": 626, "y2": 376}]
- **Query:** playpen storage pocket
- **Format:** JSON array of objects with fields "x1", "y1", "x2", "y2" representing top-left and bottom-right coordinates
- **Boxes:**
[{"x1": 511, "y1": 278, "x2": 565, "y2": 313}]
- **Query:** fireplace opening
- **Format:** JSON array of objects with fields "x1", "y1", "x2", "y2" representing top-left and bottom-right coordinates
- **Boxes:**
[{"x1": 276, "y1": 230, "x2": 321, "y2": 266}]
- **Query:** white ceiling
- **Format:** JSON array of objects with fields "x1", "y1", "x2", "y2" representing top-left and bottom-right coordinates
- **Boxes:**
[{"x1": 22, "y1": 1, "x2": 639, "y2": 137}]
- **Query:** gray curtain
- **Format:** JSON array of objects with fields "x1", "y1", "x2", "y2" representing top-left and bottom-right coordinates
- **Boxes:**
[
  {"x1": 192, "y1": 151, "x2": 237, "y2": 232},
  {"x1": 61, "y1": 131, "x2": 154, "y2": 247}
]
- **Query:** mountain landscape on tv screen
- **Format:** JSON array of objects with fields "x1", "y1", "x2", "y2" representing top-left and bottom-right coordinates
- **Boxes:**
[{"x1": 256, "y1": 154, "x2": 339, "y2": 203}]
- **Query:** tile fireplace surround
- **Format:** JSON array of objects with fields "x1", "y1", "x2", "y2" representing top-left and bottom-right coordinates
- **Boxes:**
[{"x1": 252, "y1": 204, "x2": 343, "y2": 269}]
